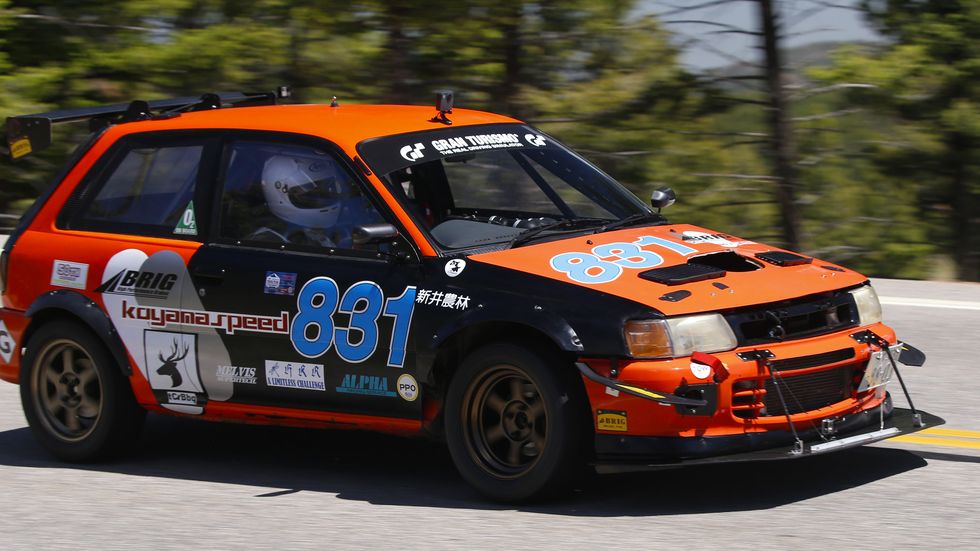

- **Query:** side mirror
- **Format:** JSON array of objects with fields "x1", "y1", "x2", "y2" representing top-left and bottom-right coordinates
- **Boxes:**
[
  {"x1": 352, "y1": 223, "x2": 400, "y2": 245},
  {"x1": 650, "y1": 187, "x2": 676, "y2": 211}
]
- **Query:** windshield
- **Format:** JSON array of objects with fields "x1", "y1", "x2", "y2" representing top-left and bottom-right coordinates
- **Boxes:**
[{"x1": 357, "y1": 124, "x2": 650, "y2": 250}]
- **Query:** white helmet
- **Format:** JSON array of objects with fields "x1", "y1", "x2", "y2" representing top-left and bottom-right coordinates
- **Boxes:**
[{"x1": 261, "y1": 154, "x2": 348, "y2": 228}]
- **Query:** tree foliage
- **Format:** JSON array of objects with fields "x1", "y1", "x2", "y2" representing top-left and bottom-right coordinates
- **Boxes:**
[{"x1": 0, "y1": 1, "x2": 974, "y2": 279}]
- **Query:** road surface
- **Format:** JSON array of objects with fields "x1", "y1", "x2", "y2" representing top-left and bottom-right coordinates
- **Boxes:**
[{"x1": 0, "y1": 277, "x2": 977, "y2": 549}]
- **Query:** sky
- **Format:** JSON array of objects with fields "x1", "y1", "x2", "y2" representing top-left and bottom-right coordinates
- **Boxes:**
[{"x1": 643, "y1": 0, "x2": 882, "y2": 70}]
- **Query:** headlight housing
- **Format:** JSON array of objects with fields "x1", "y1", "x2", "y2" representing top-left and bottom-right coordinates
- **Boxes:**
[
  {"x1": 849, "y1": 285, "x2": 882, "y2": 326},
  {"x1": 624, "y1": 313, "x2": 738, "y2": 358}
]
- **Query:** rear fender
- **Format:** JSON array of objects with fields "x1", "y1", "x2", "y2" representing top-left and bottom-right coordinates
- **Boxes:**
[{"x1": 24, "y1": 290, "x2": 131, "y2": 376}]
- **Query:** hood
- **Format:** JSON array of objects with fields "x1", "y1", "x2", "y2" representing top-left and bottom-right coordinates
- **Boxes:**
[{"x1": 470, "y1": 224, "x2": 866, "y2": 316}]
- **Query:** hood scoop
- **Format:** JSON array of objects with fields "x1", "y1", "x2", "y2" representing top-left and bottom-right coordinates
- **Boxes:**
[{"x1": 640, "y1": 251, "x2": 761, "y2": 286}]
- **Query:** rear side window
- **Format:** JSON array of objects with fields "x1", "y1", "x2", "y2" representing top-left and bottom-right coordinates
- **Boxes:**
[{"x1": 67, "y1": 136, "x2": 213, "y2": 238}]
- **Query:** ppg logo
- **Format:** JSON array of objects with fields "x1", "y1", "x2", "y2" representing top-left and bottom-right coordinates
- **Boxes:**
[
  {"x1": 397, "y1": 373, "x2": 419, "y2": 402},
  {"x1": 399, "y1": 143, "x2": 426, "y2": 162}
]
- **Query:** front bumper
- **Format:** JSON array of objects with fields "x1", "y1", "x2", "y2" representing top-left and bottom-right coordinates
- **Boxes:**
[{"x1": 595, "y1": 406, "x2": 943, "y2": 472}]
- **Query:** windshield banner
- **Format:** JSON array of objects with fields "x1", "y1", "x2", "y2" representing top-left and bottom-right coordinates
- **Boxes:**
[{"x1": 357, "y1": 123, "x2": 555, "y2": 175}]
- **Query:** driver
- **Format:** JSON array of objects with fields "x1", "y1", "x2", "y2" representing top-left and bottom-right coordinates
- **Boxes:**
[{"x1": 257, "y1": 152, "x2": 358, "y2": 247}]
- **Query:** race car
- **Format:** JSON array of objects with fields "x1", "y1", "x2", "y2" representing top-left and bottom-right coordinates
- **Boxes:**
[{"x1": 1, "y1": 90, "x2": 940, "y2": 501}]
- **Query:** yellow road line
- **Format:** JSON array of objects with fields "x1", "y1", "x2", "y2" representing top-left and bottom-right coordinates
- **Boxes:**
[
  {"x1": 918, "y1": 427, "x2": 980, "y2": 440},
  {"x1": 891, "y1": 435, "x2": 980, "y2": 450}
]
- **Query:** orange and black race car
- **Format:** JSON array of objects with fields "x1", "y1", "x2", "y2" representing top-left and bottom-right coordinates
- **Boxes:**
[{"x1": 0, "y1": 90, "x2": 940, "y2": 501}]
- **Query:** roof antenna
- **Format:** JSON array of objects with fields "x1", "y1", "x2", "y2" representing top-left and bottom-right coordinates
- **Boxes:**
[
  {"x1": 430, "y1": 90, "x2": 453, "y2": 125},
  {"x1": 330, "y1": 96, "x2": 339, "y2": 108}
]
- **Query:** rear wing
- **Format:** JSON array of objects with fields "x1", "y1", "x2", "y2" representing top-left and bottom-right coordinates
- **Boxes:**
[{"x1": 5, "y1": 87, "x2": 291, "y2": 160}]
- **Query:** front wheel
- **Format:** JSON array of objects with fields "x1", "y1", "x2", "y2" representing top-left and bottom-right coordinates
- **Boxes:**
[
  {"x1": 20, "y1": 320, "x2": 145, "y2": 461},
  {"x1": 445, "y1": 343, "x2": 591, "y2": 502}
]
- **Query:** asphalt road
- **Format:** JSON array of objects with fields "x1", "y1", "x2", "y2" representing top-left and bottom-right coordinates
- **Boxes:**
[{"x1": 0, "y1": 277, "x2": 977, "y2": 550}]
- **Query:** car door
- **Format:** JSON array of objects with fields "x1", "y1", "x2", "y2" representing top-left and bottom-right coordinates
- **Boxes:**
[{"x1": 183, "y1": 134, "x2": 424, "y2": 420}]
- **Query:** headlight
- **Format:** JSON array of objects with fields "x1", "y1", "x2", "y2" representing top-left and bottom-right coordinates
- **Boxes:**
[
  {"x1": 849, "y1": 285, "x2": 882, "y2": 326},
  {"x1": 624, "y1": 314, "x2": 738, "y2": 358}
]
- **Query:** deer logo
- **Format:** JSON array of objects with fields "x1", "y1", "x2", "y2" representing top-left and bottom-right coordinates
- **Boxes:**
[{"x1": 156, "y1": 339, "x2": 190, "y2": 388}]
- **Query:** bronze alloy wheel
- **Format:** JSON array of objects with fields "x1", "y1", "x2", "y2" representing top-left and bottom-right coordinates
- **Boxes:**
[
  {"x1": 462, "y1": 365, "x2": 548, "y2": 479},
  {"x1": 30, "y1": 339, "x2": 103, "y2": 442}
]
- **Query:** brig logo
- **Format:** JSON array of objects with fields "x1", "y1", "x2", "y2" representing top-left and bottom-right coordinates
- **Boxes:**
[{"x1": 96, "y1": 269, "x2": 178, "y2": 299}]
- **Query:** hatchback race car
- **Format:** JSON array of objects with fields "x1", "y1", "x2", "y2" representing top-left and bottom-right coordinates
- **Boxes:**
[{"x1": 1, "y1": 90, "x2": 940, "y2": 501}]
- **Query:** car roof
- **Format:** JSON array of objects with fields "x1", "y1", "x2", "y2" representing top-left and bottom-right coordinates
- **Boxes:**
[{"x1": 108, "y1": 104, "x2": 524, "y2": 150}]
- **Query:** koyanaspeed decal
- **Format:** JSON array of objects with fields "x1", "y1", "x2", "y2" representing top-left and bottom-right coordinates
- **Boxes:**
[{"x1": 100, "y1": 249, "x2": 236, "y2": 412}]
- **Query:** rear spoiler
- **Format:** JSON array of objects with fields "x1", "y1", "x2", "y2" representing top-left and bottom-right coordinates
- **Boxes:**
[{"x1": 5, "y1": 87, "x2": 291, "y2": 160}]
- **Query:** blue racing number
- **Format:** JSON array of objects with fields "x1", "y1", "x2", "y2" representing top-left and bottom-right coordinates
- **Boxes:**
[{"x1": 290, "y1": 277, "x2": 417, "y2": 367}]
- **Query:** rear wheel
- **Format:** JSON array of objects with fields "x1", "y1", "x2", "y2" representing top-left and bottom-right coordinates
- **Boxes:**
[
  {"x1": 20, "y1": 320, "x2": 145, "y2": 461},
  {"x1": 445, "y1": 342, "x2": 591, "y2": 502}
]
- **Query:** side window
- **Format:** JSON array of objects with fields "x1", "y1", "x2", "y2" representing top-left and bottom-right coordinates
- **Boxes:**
[
  {"x1": 70, "y1": 141, "x2": 205, "y2": 238},
  {"x1": 218, "y1": 140, "x2": 385, "y2": 250}
]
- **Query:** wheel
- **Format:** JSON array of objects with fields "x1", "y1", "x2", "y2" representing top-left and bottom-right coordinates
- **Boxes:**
[
  {"x1": 20, "y1": 320, "x2": 145, "y2": 461},
  {"x1": 445, "y1": 342, "x2": 592, "y2": 502}
]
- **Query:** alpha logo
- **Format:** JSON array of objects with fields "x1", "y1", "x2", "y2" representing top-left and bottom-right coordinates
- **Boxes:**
[
  {"x1": 336, "y1": 374, "x2": 396, "y2": 398},
  {"x1": 96, "y1": 269, "x2": 177, "y2": 299},
  {"x1": 216, "y1": 365, "x2": 257, "y2": 385},
  {"x1": 265, "y1": 360, "x2": 325, "y2": 391},
  {"x1": 0, "y1": 320, "x2": 15, "y2": 364},
  {"x1": 50, "y1": 260, "x2": 89, "y2": 290},
  {"x1": 596, "y1": 410, "x2": 628, "y2": 432},
  {"x1": 524, "y1": 133, "x2": 547, "y2": 147},
  {"x1": 444, "y1": 259, "x2": 466, "y2": 278},
  {"x1": 399, "y1": 142, "x2": 426, "y2": 162},
  {"x1": 397, "y1": 373, "x2": 419, "y2": 402}
]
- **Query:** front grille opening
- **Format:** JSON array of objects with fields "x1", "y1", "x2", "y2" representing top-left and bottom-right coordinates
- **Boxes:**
[
  {"x1": 735, "y1": 303, "x2": 855, "y2": 344},
  {"x1": 732, "y1": 362, "x2": 865, "y2": 420},
  {"x1": 689, "y1": 251, "x2": 761, "y2": 273}
]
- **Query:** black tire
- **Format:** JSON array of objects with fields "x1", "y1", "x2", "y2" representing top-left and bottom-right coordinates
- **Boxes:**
[
  {"x1": 445, "y1": 342, "x2": 592, "y2": 502},
  {"x1": 20, "y1": 320, "x2": 145, "y2": 461}
]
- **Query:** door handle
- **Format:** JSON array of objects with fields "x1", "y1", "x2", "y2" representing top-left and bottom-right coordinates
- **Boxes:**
[{"x1": 192, "y1": 266, "x2": 226, "y2": 281}]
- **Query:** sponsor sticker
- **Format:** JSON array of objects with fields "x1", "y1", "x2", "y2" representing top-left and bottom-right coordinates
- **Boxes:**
[
  {"x1": 0, "y1": 320, "x2": 15, "y2": 364},
  {"x1": 143, "y1": 330, "x2": 203, "y2": 393},
  {"x1": 690, "y1": 361, "x2": 712, "y2": 380},
  {"x1": 121, "y1": 300, "x2": 289, "y2": 335},
  {"x1": 216, "y1": 365, "x2": 258, "y2": 385},
  {"x1": 9, "y1": 137, "x2": 32, "y2": 159},
  {"x1": 430, "y1": 133, "x2": 523, "y2": 156},
  {"x1": 400, "y1": 143, "x2": 426, "y2": 162},
  {"x1": 336, "y1": 373, "x2": 396, "y2": 398},
  {"x1": 96, "y1": 269, "x2": 178, "y2": 300},
  {"x1": 265, "y1": 360, "x2": 325, "y2": 391},
  {"x1": 679, "y1": 231, "x2": 753, "y2": 248},
  {"x1": 166, "y1": 391, "x2": 198, "y2": 406},
  {"x1": 444, "y1": 259, "x2": 466, "y2": 278},
  {"x1": 174, "y1": 200, "x2": 198, "y2": 235},
  {"x1": 415, "y1": 289, "x2": 470, "y2": 310},
  {"x1": 264, "y1": 271, "x2": 297, "y2": 296},
  {"x1": 597, "y1": 410, "x2": 628, "y2": 432},
  {"x1": 397, "y1": 373, "x2": 419, "y2": 402},
  {"x1": 50, "y1": 260, "x2": 89, "y2": 290}
]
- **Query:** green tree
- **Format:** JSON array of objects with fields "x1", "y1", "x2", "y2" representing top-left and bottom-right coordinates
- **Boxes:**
[{"x1": 814, "y1": 0, "x2": 979, "y2": 280}]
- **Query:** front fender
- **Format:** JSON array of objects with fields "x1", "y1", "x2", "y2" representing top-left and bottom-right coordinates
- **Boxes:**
[
  {"x1": 429, "y1": 302, "x2": 585, "y2": 354},
  {"x1": 25, "y1": 290, "x2": 132, "y2": 375}
]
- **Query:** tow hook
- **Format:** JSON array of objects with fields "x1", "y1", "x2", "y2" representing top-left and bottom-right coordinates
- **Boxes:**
[{"x1": 820, "y1": 417, "x2": 840, "y2": 437}]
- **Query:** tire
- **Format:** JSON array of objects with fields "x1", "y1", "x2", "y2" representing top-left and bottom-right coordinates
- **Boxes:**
[
  {"x1": 445, "y1": 342, "x2": 592, "y2": 502},
  {"x1": 20, "y1": 320, "x2": 145, "y2": 461}
]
